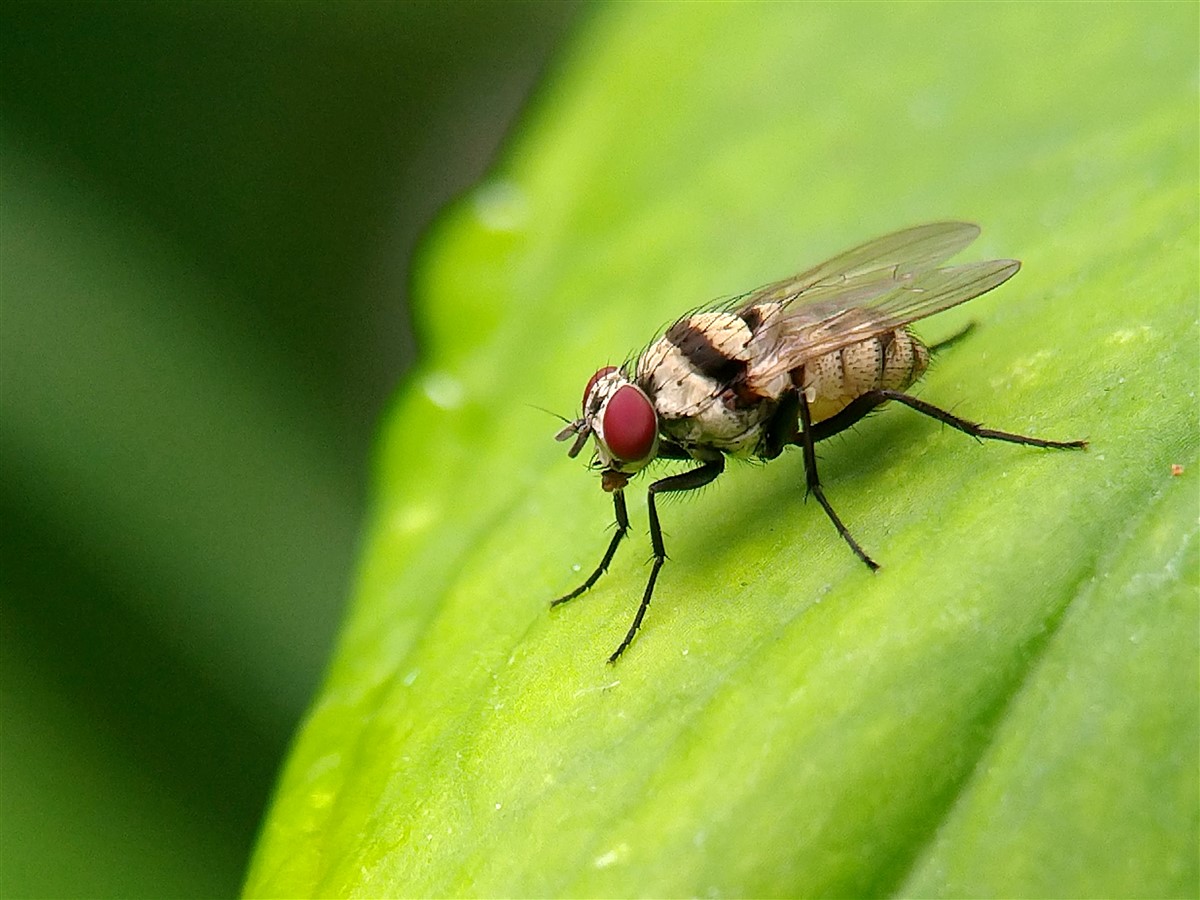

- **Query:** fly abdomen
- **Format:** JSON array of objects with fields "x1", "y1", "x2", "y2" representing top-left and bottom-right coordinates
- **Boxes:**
[{"x1": 801, "y1": 328, "x2": 930, "y2": 424}]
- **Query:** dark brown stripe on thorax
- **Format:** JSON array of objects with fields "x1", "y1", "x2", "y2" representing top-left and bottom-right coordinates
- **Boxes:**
[
  {"x1": 739, "y1": 306, "x2": 764, "y2": 334},
  {"x1": 665, "y1": 319, "x2": 746, "y2": 386}
]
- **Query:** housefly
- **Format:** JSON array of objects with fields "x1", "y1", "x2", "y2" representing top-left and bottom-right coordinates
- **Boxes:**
[{"x1": 552, "y1": 222, "x2": 1086, "y2": 662}]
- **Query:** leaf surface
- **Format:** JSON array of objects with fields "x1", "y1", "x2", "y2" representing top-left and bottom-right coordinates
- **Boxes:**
[{"x1": 246, "y1": 4, "x2": 1199, "y2": 897}]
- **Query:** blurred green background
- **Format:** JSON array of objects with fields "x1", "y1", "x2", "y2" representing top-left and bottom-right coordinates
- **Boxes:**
[{"x1": 0, "y1": 3, "x2": 577, "y2": 896}]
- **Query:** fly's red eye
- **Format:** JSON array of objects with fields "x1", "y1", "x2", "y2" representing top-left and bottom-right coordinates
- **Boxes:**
[
  {"x1": 603, "y1": 385, "x2": 657, "y2": 462},
  {"x1": 583, "y1": 366, "x2": 617, "y2": 411}
]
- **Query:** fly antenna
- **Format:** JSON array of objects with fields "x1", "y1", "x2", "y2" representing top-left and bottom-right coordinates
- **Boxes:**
[{"x1": 527, "y1": 403, "x2": 573, "y2": 425}]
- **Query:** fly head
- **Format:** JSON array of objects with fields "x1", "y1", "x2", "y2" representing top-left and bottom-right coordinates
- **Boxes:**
[{"x1": 558, "y1": 365, "x2": 660, "y2": 486}]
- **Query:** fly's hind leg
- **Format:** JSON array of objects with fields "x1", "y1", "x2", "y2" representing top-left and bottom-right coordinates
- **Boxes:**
[
  {"x1": 867, "y1": 390, "x2": 1088, "y2": 450},
  {"x1": 928, "y1": 322, "x2": 976, "y2": 355},
  {"x1": 790, "y1": 384, "x2": 1084, "y2": 572}
]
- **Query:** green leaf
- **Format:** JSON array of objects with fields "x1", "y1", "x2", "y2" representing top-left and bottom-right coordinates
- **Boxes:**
[{"x1": 245, "y1": 4, "x2": 1199, "y2": 897}]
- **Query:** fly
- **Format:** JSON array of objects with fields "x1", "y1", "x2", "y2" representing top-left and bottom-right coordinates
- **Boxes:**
[{"x1": 551, "y1": 222, "x2": 1086, "y2": 663}]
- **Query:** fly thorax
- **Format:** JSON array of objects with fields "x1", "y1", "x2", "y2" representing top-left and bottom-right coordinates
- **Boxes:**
[{"x1": 635, "y1": 308, "x2": 787, "y2": 454}]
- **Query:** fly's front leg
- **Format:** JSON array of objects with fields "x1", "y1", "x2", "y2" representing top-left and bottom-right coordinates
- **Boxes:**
[
  {"x1": 870, "y1": 390, "x2": 1088, "y2": 450},
  {"x1": 551, "y1": 490, "x2": 630, "y2": 607},
  {"x1": 608, "y1": 457, "x2": 725, "y2": 663},
  {"x1": 797, "y1": 390, "x2": 881, "y2": 571}
]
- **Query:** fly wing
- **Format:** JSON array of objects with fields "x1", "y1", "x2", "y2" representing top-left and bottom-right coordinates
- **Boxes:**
[
  {"x1": 735, "y1": 221, "x2": 984, "y2": 310},
  {"x1": 774, "y1": 258, "x2": 1018, "y2": 358},
  {"x1": 736, "y1": 223, "x2": 1020, "y2": 387}
]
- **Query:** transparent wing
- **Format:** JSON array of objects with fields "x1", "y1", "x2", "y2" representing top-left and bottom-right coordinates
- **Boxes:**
[
  {"x1": 735, "y1": 223, "x2": 1020, "y2": 384},
  {"x1": 736, "y1": 221, "x2": 985, "y2": 310},
  {"x1": 774, "y1": 257, "x2": 1018, "y2": 356}
]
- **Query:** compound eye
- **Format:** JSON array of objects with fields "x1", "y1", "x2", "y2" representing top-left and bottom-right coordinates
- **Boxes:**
[
  {"x1": 602, "y1": 385, "x2": 657, "y2": 462},
  {"x1": 582, "y1": 366, "x2": 617, "y2": 412}
]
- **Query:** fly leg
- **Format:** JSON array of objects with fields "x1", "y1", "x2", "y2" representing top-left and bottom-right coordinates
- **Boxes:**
[
  {"x1": 866, "y1": 390, "x2": 1088, "y2": 450},
  {"x1": 762, "y1": 390, "x2": 801, "y2": 460},
  {"x1": 796, "y1": 392, "x2": 881, "y2": 571},
  {"x1": 551, "y1": 490, "x2": 629, "y2": 607},
  {"x1": 609, "y1": 457, "x2": 725, "y2": 663},
  {"x1": 928, "y1": 322, "x2": 976, "y2": 355},
  {"x1": 793, "y1": 387, "x2": 1084, "y2": 569}
]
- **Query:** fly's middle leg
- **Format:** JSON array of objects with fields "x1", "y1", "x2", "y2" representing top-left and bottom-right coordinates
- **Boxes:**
[
  {"x1": 608, "y1": 457, "x2": 725, "y2": 663},
  {"x1": 796, "y1": 391, "x2": 881, "y2": 571}
]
